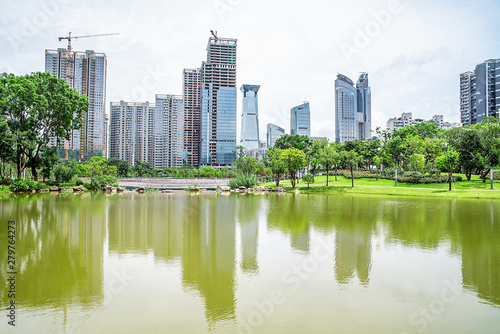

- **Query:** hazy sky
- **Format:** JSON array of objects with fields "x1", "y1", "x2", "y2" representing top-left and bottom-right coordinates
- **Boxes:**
[{"x1": 1, "y1": 0, "x2": 499, "y2": 141}]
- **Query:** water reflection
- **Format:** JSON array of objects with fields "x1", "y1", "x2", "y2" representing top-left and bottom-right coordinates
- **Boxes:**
[
  {"x1": 0, "y1": 192, "x2": 499, "y2": 333},
  {"x1": 0, "y1": 193, "x2": 106, "y2": 309}
]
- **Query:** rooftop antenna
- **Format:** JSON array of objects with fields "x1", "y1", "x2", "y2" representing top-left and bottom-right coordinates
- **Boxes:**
[{"x1": 210, "y1": 30, "x2": 218, "y2": 40}]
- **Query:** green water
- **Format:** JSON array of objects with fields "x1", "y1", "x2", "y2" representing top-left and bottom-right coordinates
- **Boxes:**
[{"x1": 0, "y1": 192, "x2": 499, "y2": 334}]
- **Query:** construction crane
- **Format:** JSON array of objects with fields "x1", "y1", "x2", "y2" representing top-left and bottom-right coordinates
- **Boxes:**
[
  {"x1": 58, "y1": 32, "x2": 119, "y2": 53},
  {"x1": 57, "y1": 32, "x2": 119, "y2": 161}
]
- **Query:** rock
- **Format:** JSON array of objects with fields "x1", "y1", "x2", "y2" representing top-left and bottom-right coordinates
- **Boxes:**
[
  {"x1": 215, "y1": 188, "x2": 222, "y2": 193},
  {"x1": 103, "y1": 186, "x2": 113, "y2": 192},
  {"x1": 73, "y1": 187, "x2": 84, "y2": 192},
  {"x1": 137, "y1": 187, "x2": 146, "y2": 193},
  {"x1": 189, "y1": 186, "x2": 201, "y2": 192},
  {"x1": 220, "y1": 186, "x2": 231, "y2": 192},
  {"x1": 276, "y1": 187, "x2": 285, "y2": 193},
  {"x1": 49, "y1": 186, "x2": 59, "y2": 192},
  {"x1": 161, "y1": 190, "x2": 173, "y2": 194},
  {"x1": 238, "y1": 186, "x2": 247, "y2": 192},
  {"x1": 38, "y1": 189, "x2": 49, "y2": 193},
  {"x1": 116, "y1": 187, "x2": 125, "y2": 193}
]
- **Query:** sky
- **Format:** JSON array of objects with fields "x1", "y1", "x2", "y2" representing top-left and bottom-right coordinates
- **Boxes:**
[{"x1": 1, "y1": 0, "x2": 500, "y2": 142}]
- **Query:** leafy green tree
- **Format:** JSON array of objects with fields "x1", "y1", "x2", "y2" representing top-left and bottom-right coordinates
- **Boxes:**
[
  {"x1": 341, "y1": 150, "x2": 362, "y2": 187},
  {"x1": 445, "y1": 126, "x2": 482, "y2": 180},
  {"x1": 0, "y1": 72, "x2": 88, "y2": 180},
  {"x1": 54, "y1": 159, "x2": 79, "y2": 183},
  {"x1": 281, "y1": 148, "x2": 306, "y2": 188},
  {"x1": 107, "y1": 157, "x2": 130, "y2": 177},
  {"x1": 266, "y1": 148, "x2": 286, "y2": 186},
  {"x1": 318, "y1": 144, "x2": 338, "y2": 186},
  {"x1": 415, "y1": 120, "x2": 442, "y2": 139},
  {"x1": 235, "y1": 145, "x2": 246, "y2": 159},
  {"x1": 87, "y1": 156, "x2": 117, "y2": 190},
  {"x1": 132, "y1": 160, "x2": 153, "y2": 177},
  {"x1": 0, "y1": 115, "x2": 14, "y2": 178},
  {"x1": 302, "y1": 174, "x2": 315, "y2": 188},
  {"x1": 274, "y1": 134, "x2": 311, "y2": 152},
  {"x1": 435, "y1": 149, "x2": 459, "y2": 191},
  {"x1": 233, "y1": 156, "x2": 260, "y2": 175},
  {"x1": 39, "y1": 147, "x2": 59, "y2": 181},
  {"x1": 476, "y1": 118, "x2": 500, "y2": 188}
]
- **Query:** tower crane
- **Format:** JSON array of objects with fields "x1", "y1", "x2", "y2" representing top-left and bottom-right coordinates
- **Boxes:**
[{"x1": 57, "y1": 32, "x2": 119, "y2": 161}]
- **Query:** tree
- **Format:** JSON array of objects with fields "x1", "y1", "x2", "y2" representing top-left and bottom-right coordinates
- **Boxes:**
[
  {"x1": 266, "y1": 148, "x2": 286, "y2": 186},
  {"x1": 39, "y1": 147, "x2": 59, "y2": 181},
  {"x1": 0, "y1": 115, "x2": 14, "y2": 178},
  {"x1": 274, "y1": 134, "x2": 311, "y2": 152},
  {"x1": 0, "y1": 72, "x2": 88, "y2": 180},
  {"x1": 318, "y1": 144, "x2": 338, "y2": 186},
  {"x1": 435, "y1": 149, "x2": 459, "y2": 191},
  {"x1": 302, "y1": 174, "x2": 315, "y2": 188},
  {"x1": 107, "y1": 157, "x2": 130, "y2": 177},
  {"x1": 235, "y1": 145, "x2": 246, "y2": 159},
  {"x1": 233, "y1": 156, "x2": 260, "y2": 175},
  {"x1": 341, "y1": 150, "x2": 361, "y2": 187},
  {"x1": 445, "y1": 126, "x2": 482, "y2": 180},
  {"x1": 281, "y1": 148, "x2": 306, "y2": 188},
  {"x1": 87, "y1": 156, "x2": 117, "y2": 190},
  {"x1": 54, "y1": 159, "x2": 79, "y2": 183},
  {"x1": 132, "y1": 160, "x2": 153, "y2": 177},
  {"x1": 476, "y1": 118, "x2": 500, "y2": 189}
]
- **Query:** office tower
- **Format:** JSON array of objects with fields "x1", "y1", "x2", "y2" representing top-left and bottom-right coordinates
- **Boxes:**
[
  {"x1": 45, "y1": 48, "x2": 107, "y2": 161},
  {"x1": 200, "y1": 34, "x2": 237, "y2": 166},
  {"x1": 103, "y1": 114, "x2": 109, "y2": 158},
  {"x1": 183, "y1": 68, "x2": 202, "y2": 167},
  {"x1": 266, "y1": 123, "x2": 285, "y2": 148},
  {"x1": 109, "y1": 101, "x2": 155, "y2": 166},
  {"x1": 460, "y1": 59, "x2": 500, "y2": 125},
  {"x1": 335, "y1": 73, "x2": 371, "y2": 143},
  {"x1": 154, "y1": 94, "x2": 184, "y2": 168},
  {"x1": 290, "y1": 102, "x2": 310, "y2": 136},
  {"x1": 356, "y1": 73, "x2": 371, "y2": 139},
  {"x1": 240, "y1": 84, "x2": 260, "y2": 151}
]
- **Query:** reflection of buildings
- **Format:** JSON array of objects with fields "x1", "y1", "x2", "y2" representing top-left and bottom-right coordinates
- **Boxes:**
[
  {"x1": 0, "y1": 195, "x2": 106, "y2": 309},
  {"x1": 107, "y1": 194, "x2": 240, "y2": 325},
  {"x1": 237, "y1": 197, "x2": 260, "y2": 274}
]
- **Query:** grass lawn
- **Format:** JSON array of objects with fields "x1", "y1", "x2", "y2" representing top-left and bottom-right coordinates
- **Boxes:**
[{"x1": 258, "y1": 174, "x2": 500, "y2": 199}]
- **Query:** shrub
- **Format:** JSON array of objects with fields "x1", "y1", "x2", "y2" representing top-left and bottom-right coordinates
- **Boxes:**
[
  {"x1": 45, "y1": 180, "x2": 59, "y2": 186},
  {"x1": 0, "y1": 185, "x2": 11, "y2": 193},
  {"x1": 35, "y1": 182, "x2": 47, "y2": 190},
  {"x1": 83, "y1": 182, "x2": 92, "y2": 190},
  {"x1": 54, "y1": 159, "x2": 79, "y2": 183},
  {"x1": 2, "y1": 177, "x2": 12, "y2": 185},
  {"x1": 302, "y1": 174, "x2": 315, "y2": 187},
  {"x1": 10, "y1": 179, "x2": 37, "y2": 192},
  {"x1": 227, "y1": 174, "x2": 257, "y2": 189},
  {"x1": 89, "y1": 175, "x2": 117, "y2": 190},
  {"x1": 75, "y1": 178, "x2": 84, "y2": 186}
]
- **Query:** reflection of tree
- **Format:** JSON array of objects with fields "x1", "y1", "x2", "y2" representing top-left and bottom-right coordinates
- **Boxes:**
[
  {"x1": 0, "y1": 194, "x2": 105, "y2": 309},
  {"x1": 456, "y1": 200, "x2": 500, "y2": 306},
  {"x1": 267, "y1": 194, "x2": 310, "y2": 253}
]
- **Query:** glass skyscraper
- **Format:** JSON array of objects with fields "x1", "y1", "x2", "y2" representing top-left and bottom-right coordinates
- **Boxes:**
[
  {"x1": 335, "y1": 73, "x2": 371, "y2": 143},
  {"x1": 45, "y1": 48, "x2": 107, "y2": 161},
  {"x1": 290, "y1": 102, "x2": 310, "y2": 136},
  {"x1": 200, "y1": 35, "x2": 238, "y2": 166},
  {"x1": 240, "y1": 84, "x2": 260, "y2": 151},
  {"x1": 266, "y1": 123, "x2": 285, "y2": 148}
]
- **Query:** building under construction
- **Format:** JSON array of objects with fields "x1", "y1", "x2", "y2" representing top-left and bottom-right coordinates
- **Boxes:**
[{"x1": 45, "y1": 48, "x2": 108, "y2": 161}]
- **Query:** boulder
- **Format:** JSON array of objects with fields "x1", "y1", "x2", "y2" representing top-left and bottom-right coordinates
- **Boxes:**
[
  {"x1": 137, "y1": 187, "x2": 146, "y2": 193},
  {"x1": 161, "y1": 190, "x2": 173, "y2": 194},
  {"x1": 38, "y1": 189, "x2": 49, "y2": 193},
  {"x1": 238, "y1": 186, "x2": 247, "y2": 192},
  {"x1": 103, "y1": 186, "x2": 113, "y2": 192},
  {"x1": 220, "y1": 186, "x2": 231, "y2": 192},
  {"x1": 276, "y1": 187, "x2": 285, "y2": 193},
  {"x1": 73, "y1": 187, "x2": 84, "y2": 192},
  {"x1": 49, "y1": 186, "x2": 59, "y2": 192},
  {"x1": 116, "y1": 187, "x2": 125, "y2": 193},
  {"x1": 189, "y1": 186, "x2": 201, "y2": 192}
]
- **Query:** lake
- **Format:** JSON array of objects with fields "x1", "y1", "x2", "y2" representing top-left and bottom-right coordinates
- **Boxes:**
[{"x1": 0, "y1": 192, "x2": 499, "y2": 334}]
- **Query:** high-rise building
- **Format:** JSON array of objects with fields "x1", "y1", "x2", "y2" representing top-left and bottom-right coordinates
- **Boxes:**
[
  {"x1": 109, "y1": 101, "x2": 155, "y2": 166},
  {"x1": 183, "y1": 68, "x2": 202, "y2": 167},
  {"x1": 154, "y1": 94, "x2": 184, "y2": 168},
  {"x1": 335, "y1": 73, "x2": 371, "y2": 143},
  {"x1": 45, "y1": 48, "x2": 107, "y2": 161},
  {"x1": 460, "y1": 59, "x2": 500, "y2": 125},
  {"x1": 200, "y1": 34, "x2": 238, "y2": 166},
  {"x1": 356, "y1": 73, "x2": 371, "y2": 139},
  {"x1": 266, "y1": 123, "x2": 285, "y2": 148},
  {"x1": 290, "y1": 102, "x2": 310, "y2": 136},
  {"x1": 240, "y1": 84, "x2": 260, "y2": 151}
]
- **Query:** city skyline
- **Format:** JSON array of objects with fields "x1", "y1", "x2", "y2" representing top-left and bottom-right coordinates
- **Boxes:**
[{"x1": 2, "y1": 0, "x2": 499, "y2": 142}]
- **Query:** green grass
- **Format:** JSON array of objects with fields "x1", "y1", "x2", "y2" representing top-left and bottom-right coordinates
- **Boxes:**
[{"x1": 258, "y1": 174, "x2": 500, "y2": 199}]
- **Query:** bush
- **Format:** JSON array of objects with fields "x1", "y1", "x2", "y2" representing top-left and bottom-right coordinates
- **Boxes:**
[
  {"x1": 227, "y1": 174, "x2": 257, "y2": 189},
  {"x1": 44, "y1": 180, "x2": 59, "y2": 187},
  {"x1": 302, "y1": 174, "x2": 315, "y2": 186},
  {"x1": 35, "y1": 182, "x2": 47, "y2": 190},
  {"x1": 89, "y1": 175, "x2": 117, "y2": 190},
  {"x1": 2, "y1": 177, "x2": 12, "y2": 185},
  {"x1": 10, "y1": 179, "x2": 37, "y2": 192},
  {"x1": 54, "y1": 159, "x2": 79, "y2": 183},
  {"x1": 75, "y1": 178, "x2": 84, "y2": 186},
  {"x1": 83, "y1": 182, "x2": 92, "y2": 190},
  {"x1": 0, "y1": 185, "x2": 11, "y2": 193}
]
